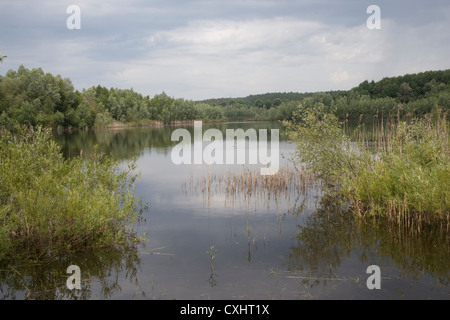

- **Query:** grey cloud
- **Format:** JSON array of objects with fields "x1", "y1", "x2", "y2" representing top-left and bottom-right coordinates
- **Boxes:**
[{"x1": 0, "y1": 0, "x2": 449, "y2": 99}]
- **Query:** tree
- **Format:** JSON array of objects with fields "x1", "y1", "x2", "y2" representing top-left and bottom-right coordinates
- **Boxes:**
[
  {"x1": 381, "y1": 79, "x2": 399, "y2": 98},
  {"x1": 273, "y1": 98, "x2": 282, "y2": 107},
  {"x1": 0, "y1": 53, "x2": 6, "y2": 63},
  {"x1": 424, "y1": 79, "x2": 446, "y2": 96},
  {"x1": 397, "y1": 82, "x2": 414, "y2": 103},
  {"x1": 254, "y1": 99, "x2": 264, "y2": 108}
]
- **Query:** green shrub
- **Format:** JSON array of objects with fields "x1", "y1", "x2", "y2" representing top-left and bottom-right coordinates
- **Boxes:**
[
  {"x1": 285, "y1": 107, "x2": 357, "y2": 185},
  {"x1": 0, "y1": 127, "x2": 145, "y2": 262},
  {"x1": 286, "y1": 108, "x2": 450, "y2": 225}
]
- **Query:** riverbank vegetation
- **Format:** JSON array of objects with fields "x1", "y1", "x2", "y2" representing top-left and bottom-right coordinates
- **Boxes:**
[
  {"x1": 285, "y1": 107, "x2": 450, "y2": 229},
  {"x1": 0, "y1": 127, "x2": 146, "y2": 262},
  {"x1": 0, "y1": 65, "x2": 449, "y2": 130},
  {"x1": 1, "y1": 62, "x2": 449, "y2": 243}
]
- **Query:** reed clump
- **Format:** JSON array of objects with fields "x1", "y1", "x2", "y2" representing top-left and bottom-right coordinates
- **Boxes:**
[
  {"x1": 219, "y1": 165, "x2": 314, "y2": 199},
  {"x1": 285, "y1": 107, "x2": 450, "y2": 230},
  {"x1": 188, "y1": 164, "x2": 317, "y2": 208},
  {"x1": 0, "y1": 127, "x2": 145, "y2": 262}
]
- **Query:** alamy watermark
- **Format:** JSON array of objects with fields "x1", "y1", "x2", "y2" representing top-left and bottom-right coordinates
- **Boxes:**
[
  {"x1": 66, "y1": 5, "x2": 81, "y2": 30},
  {"x1": 367, "y1": 5, "x2": 381, "y2": 30},
  {"x1": 171, "y1": 121, "x2": 279, "y2": 175},
  {"x1": 366, "y1": 265, "x2": 381, "y2": 289},
  {"x1": 66, "y1": 265, "x2": 81, "y2": 290}
]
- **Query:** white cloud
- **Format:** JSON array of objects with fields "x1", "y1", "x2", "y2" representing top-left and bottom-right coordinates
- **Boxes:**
[
  {"x1": 308, "y1": 24, "x2": 390, "y2": 63},
  {"x1": 109, "y1": 17, "x2": 393, "y2": 98},
  {"x1": 331, "y1": 69, "x2": 354, "y2": 83},
  {"x1": 149, "y1": 18, "x2": 324, "y2": 57}
]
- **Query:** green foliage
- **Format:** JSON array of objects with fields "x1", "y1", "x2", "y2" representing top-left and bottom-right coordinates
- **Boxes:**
[
  {"x1": 343, "y1": 114, "x2": 449, "y2": 219},
  {"x1": 206, "y1": 245, "x2": 218, "y2": 271},
  {"x1": 201, "y1": 92, "x2": 316, "y2": 107},
  {"x1": 353, "y1": 69, "x2": 450, "y2": 99},
  {"x1": 397, "y1": 82, "x2": 414, "y2": 103},
  {"x1": 218, "y1": 103, "x2": 259, "y2": 121},
  {"x1": 257, "y1": 101, "x2": 302, "y2": 121},
  {"x1": 194, "y1": 103, "x2": 225, "y2": 121},
  {"x1": 254, "y1": 99, "x2": 264, "y2": 108},
  {"x1": 0, "y1": 65, "x2": 449, "y2": 129},
  {"x1": 285, "y1": 107, "x2": 355, "y2": 184},
  {"x1": 286, "y1": 108, "x2": 450, "y2": 225},
  {"x1": 0, "y1": 127, "x2": 145, "y2": 262},
  {"x1": 0, "y1": 66, "x2": 79, "y2": 130}
]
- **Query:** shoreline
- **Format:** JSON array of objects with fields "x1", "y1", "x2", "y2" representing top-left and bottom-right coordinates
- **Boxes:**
[{"x1": 54, "y1": 119, "x2": 277, "y2": 133}]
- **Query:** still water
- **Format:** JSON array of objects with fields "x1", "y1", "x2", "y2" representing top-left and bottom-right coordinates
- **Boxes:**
[{"x1": 0, "y1": 122, "x2": 448, "y2": 299}]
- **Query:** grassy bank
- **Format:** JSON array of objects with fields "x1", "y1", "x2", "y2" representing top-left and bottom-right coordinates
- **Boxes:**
[
  {"x1": 0, "y1": 127, "x2": 146, "y2": 262},
  {"x1": 285, "y1": 108, "x2": 450, "y2": 229}
]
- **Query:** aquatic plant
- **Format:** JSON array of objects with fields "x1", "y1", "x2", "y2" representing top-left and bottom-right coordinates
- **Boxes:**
[
  {"x1": 206, "y1": 245, "x2": 218, "y2": 271},
  {"x1": 0, "y1": 127, "x2": 146, "y2": 262},
  {"x1": 189, "y1": 164, "x2": 316, "y2": 207},
  {"x1": 285, "y1": 107, "x2": 450, "y2": 229}
]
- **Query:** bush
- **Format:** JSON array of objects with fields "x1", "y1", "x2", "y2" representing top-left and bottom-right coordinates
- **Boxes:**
[
  {"x1": 286, "y1": 108, "x2": 450, "y2": 225},
  {"x1": 0, "y1": 127, "x2": 145, "y2": 262},
  {"x1": 285, "y1": 107, "x2": 355, "y2": 184},
  {"x1": 343, "y1": 114, "x2": 450, "y2": 220}
]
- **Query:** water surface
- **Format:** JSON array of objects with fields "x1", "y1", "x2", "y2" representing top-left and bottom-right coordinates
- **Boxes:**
[{"x1": 1, "y1": 121, "x2": 448, "y2": 300}]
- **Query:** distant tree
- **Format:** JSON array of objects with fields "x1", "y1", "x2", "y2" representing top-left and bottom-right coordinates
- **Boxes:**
[
  {"x1": 358, "y1": 80, "x2": 371, "y2": 95},
  {"x1": 397, "y1": 82, "x2": 414, "y2": 103},
  {"x1": 0, "y1": 53, "x2": 6, "y2": 63},
  {"x1": 381, "y1": 79, "x2": 399, "y2": 98},
  {"x1": 254, "y1": 99, "x2": 264, "y2": 108},
  {"x1": 273, "y1": 98, "x2": 282, "y2": 107},
  {"x1": 1, "y1": 63, "x2": 448, "y2": 129},
  {"x1": 195, "y1": 103, "x2": 224, "y2": 120},
  {"x1": 424, "y1": 79, "x2": 446, "y2": 96},
  {"x1": 372, "y1": 81, "x2": 383, "y2": 98}
]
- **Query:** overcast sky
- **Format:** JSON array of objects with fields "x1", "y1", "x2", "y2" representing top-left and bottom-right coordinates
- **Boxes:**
[{"x1": 1, "y1": 0, "x2": 449, "y2": 100}]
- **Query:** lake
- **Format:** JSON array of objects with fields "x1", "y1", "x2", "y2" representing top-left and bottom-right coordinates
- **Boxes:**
[{"x1": 0, "y1": 121, "x2": 448, "y2": 300}]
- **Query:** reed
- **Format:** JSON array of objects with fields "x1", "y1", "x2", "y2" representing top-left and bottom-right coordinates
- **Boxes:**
[
  {"x1": 189, "y1": 164, "x2": 318, "y2": 210},
  {"x1": 286, "y1": 107, "x2": 450, "y2": 230}
]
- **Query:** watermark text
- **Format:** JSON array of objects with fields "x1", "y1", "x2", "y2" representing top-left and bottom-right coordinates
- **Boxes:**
[{"x1": 171, "y1": 121, "x2": 279, "y2": 175}]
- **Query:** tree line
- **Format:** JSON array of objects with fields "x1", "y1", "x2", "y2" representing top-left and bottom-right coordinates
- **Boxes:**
[
  {"x1": 0, "y1": 64, "x2": 449, "y2": 130},
  {"x1": 0, "y1": 65, "x2": 228, "y2": 130},
  {"x1": 200, "y1": 69, "x2": 450, "y2": 121}
]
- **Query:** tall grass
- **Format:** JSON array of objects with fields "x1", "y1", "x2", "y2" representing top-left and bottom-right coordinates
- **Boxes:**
[
  {"x1": 184, "y1": 164, "x2": 317, "y2": 210},
  {"x1": 0, "y1": 127, "x2": 146, "y2": 262},
  {"x1": 285, "y1": 108, "x2": 450, "y2": 230}
]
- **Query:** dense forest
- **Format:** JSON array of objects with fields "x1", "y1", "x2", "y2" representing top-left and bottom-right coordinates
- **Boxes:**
[{"x1": 0, "y1": 64, "x2": 449, "y2": 130}]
